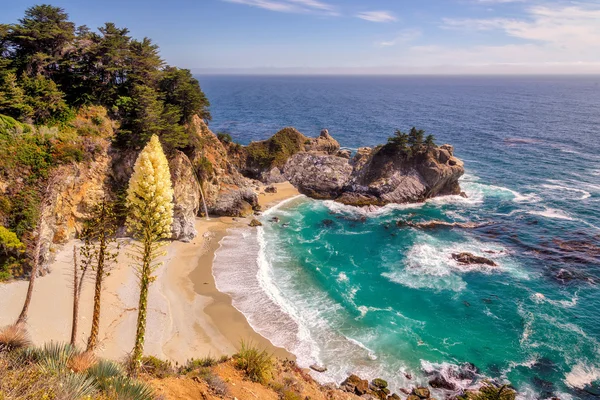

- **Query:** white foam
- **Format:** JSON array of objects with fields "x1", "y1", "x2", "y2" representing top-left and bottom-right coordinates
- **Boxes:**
[
  {"x1": 531, "y1": 291, "x2": 578, "y2": 308},
  {"x1": 541, "y1": 184, "x2": 591, "y2": 200},
  {"x1": 382, "y1": 233, "x2": 525, "y2": 292},
  {"x1": 528, "y1": 208, "x2": 574, "y2": 221},
  {"x1": 420, "y1": 360, "x2": 483, "y2": 392},
  {"x1": 345, "y1": 336, "x2": 378, "y2": 360},
  {"x1": 262, "y1": 194, "x2": 307, "y2": 217},
  {"x1": 565, "y1": 362, "x2": 600, "y2": 389},
  {"x1": 337, "y1": 272, "x2": 349, "y2": 282},
  {"x1": 322, "y1": 199, "x2": 424, "y2": 218}
]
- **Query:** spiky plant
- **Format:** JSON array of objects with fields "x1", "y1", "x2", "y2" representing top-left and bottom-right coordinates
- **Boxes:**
[
  {"x1": 234, "y1": 340, "x2": 273, "y2": 384},
  {"x1": 68, "y1": 351, "x2": 97, "y2": 373},
  {"x1": 0, "y1": 324, "x2": 31, "y2": 352},
  {"x1": 86, "y1": 359, "x2": 125, "y2": 390},
  {"x1": 37, "y1": 342, "x2": 78, "y2": 374},
  {"x1": 59, "y1": 372, "x2": 97, "y2": 399},
  {"x1": 107, "y1": 376, "x2": 155, "y2": 400},
  {"x1": 125, "y1": 135, "x2": 174, "y2": 374}
]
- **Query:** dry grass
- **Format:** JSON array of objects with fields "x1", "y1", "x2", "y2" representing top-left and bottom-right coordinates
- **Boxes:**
[
  {"x1": 0, "y1": 325, "x2": 31, "y2": 353},
  {"x1": 68, "y1": 351, "x2": 97, "y2": 373}
]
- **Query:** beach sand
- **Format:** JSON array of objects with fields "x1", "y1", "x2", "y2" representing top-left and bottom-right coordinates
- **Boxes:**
[{"x1": 0, "y1": 182, "x2": 300, "y2": 363}]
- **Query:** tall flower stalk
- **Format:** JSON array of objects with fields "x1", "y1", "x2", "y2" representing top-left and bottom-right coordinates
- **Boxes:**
[{"x1": 125, "y1": 135, "x2": 173, "y2": 374}]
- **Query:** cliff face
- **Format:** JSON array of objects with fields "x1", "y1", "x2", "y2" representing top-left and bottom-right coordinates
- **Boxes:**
[{"x1": 187, "y1": 116, "x2": 258, "y2": 217}]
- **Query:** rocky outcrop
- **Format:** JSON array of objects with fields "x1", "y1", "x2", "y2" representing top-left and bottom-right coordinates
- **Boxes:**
[
  {"x1": 305, "y1": 129, "x2": 341, "y2": 154},
  {"x1": 187, "y1": 116, "x2": 258, "y2": 217},
  {"x1": 277, "y1": 137, "x2": 464, "y2": 206},
  {"x1": 169, "y1": 150, "x2": 200, "y2": 242},
  {"x1": 284, "y1": 152, "x2": 353, "y2": 199}
]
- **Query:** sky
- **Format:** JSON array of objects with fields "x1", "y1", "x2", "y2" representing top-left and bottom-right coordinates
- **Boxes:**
[{"x1": 2, "y1": 0, "x2": 600, "y2": 74}]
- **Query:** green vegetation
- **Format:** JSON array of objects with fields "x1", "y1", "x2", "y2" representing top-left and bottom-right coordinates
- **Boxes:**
[
  {"x1": 0, "y1": 334, "x2": 155, "y2": 399},
  {"x1": 234, "y1": 340, "x2": 273, "y2": 384},
  {"x1": 217, "y1": 132, "x2": 233, "y2": 144},
  {"x1": 0, "y1": 4, "x2": 210, "y2": 149},
  {"x1": 140, "y1": 356, "x2": 174, "y2": 379},
  {"x1": 385, "y1": 126, "x2": 437, "y2": 157},
  {"x1": 245, "y1": 127, "x2": 307, "y2": 171},
  {"x1": 0, "y1": 226, "x2": 25, "y2": 281}
]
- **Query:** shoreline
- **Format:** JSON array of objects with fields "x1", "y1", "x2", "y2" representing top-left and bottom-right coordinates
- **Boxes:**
[{"x1": 0, "y1": 182, "x2": 300, "y2": 364}]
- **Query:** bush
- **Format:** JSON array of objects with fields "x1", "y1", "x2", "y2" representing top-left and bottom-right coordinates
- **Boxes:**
[
  {"x1": 141, "y1": 355, "x2": 174, "y2": 378},
  {"x1": 182, "y1": 355, "x2": 218, "y2": 372},
  {"x1": 217, "y1": 132, "x2": 233, "y2": 144},
  {"x1": 234, "y1": 340, "x2": 273, "y2": 384},
  {"x1": 245, "y1": 127, "x2": 307, "y2": 170},
  {"x1": 0, "y1": 325, "x2": 31, "y2": 352},
  {"x1": 204, "y1": 373, "x2": 229, "y2": 396}
]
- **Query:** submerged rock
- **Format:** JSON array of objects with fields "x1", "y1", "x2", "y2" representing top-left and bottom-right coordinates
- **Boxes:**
[{"x1": 452, "y1": 252, "x2": 498, "y2": 267}]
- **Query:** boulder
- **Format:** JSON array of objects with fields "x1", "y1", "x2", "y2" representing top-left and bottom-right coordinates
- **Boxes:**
[
  {"x1": 305, "y1": 129, "x2": 341, "y2": 154},
  {"x1": 264, "y1": 185, "x2": 278, "y2": 193},
  {"x1": 452, "y1": 252, "x2": 497, "y2": 267},
  {"x1": 310, "y1": 364, "x2": 327, "y2": 373},
  {"x1": 341, "y1": 374, "x2": 370, "y2": 395},
  {"x1": 337, "y1": 149, "x2": 352, "y2": 159},
  {"x1": 412, "y1": 387, "x2": 431, "y2": 399},
  {"x1": 249, "y1": 219, "x2": 262, "y2": 227},
  {"x1": 283, "y1": 152, "x2": 353, "y2": 198},
  {"x1": 371, "y1": 378, "x2": 388, "y2": 389}
]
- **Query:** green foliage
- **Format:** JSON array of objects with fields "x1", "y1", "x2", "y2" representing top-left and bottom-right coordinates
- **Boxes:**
[
  {"x1": 234, "y1": 340, "x2": 273, "y2": 384},
  {"x1": 36, "y1": 342, "x2": 77, "y2": 374},
  {"x1": 141, "y1": 356, "x2": 174, "y2": 378},
  {"x1": 0, "y1": 5, "x2": 210, "y2": 149},
  {"x1": 86, "y1": 359, "x2": 125, "y2": 389},
  {"x1": 245, "y1": 127, "x2": 306, "y2": 171},
  {"x1": 217, "y1": 132, "x2": 233, "y2": 144},
  {"x1": 182, "y1": 355, "x2": 218, "y2": 373},
  {"x1": 59, "y1": 372, "x2": 97, "y2": 399},
  {"x1": 195, "y1": 156, "x2": 214, "y2": 181},
  {"x1": 385, "y1": 127, "x2": 435, "y2": 157},
  {"x1": 0, "y1": 227, "x2": 25, "y2": 281}
]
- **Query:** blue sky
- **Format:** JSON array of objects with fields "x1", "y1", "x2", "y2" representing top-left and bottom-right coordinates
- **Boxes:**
[{"x1": 2, "y1": 0, "x2": 599, "y2": 73}]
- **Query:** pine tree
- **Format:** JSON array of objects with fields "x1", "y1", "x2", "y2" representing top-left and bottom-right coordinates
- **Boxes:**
[
  {"x1": 424, "y1": 134, "x2": 436, "y2": 150},
  {"x1": 125, "y1": 135, "x2": 173, "y2": 374}
]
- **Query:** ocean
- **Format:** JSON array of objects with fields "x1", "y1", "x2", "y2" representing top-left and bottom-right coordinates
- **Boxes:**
[{"x1": 200, "y1": 75, "x2": 600, "y2": 399}]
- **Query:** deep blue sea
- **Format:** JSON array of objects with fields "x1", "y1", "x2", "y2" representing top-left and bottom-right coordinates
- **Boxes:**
[{"x1": 202, "y1": 76, "x2": 600, "y2": 399}]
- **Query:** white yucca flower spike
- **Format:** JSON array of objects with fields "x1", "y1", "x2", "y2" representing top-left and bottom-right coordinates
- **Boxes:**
[{"x1": 126, "y1": 135, "x2": 174, "y2": 240}]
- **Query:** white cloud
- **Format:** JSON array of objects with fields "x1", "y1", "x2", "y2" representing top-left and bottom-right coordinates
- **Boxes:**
[
  {"x1": 438, "y1": 3, "x2": 600, "y2": 65},
  {"x1": 377, "y1": 29, "x2": 421, "y2": 47},
  {"x1": 356, "y1": 11, "x2": 397, "y2": 23},
  {"x1": 223, "y1": 0, "x2": 337, "y2": 15}
]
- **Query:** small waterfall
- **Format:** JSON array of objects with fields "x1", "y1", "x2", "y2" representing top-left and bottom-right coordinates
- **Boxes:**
[{"x1": 199, "y1": 184, "x2": 210, "y2": 220}]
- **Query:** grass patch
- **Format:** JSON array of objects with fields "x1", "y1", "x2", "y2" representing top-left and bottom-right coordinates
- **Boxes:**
[
  {"x1": 245, "y1": 127, "x2": 307, "y2": 171},
  {"x1": 234, "y1": 340, "x2": 273, "y2": 384},
  {"x1": 0, "y1": 325, "x2": 31, "y2": 353}
]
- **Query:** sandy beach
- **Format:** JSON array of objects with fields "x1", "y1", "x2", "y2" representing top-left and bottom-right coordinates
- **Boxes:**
[{"x1": 0, "y1": 182, "x2": 300, "y2": 363}]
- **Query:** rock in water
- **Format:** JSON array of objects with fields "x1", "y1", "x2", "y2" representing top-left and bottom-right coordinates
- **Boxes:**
[
  {"x1": 412, "y1": 387, "x2": 431, "y2": 399},
  {"x1": 341, "y1": 374, "x2": 370, "y2": 395},
  {"x1": 452, "y1": 252, "x2": 498, "y2": 266},
  {"x1": 249, "y1": 219, "x2": 262, "y2": 227},
  {"x1": 309, "y1": 364, "x2": 327, "y2": 373}
]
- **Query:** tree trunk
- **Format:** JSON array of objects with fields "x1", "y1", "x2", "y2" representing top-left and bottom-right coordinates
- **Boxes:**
[
  {"x1": 129, "y1": 239, "x2": 152, "y2": 376},
  {"x1": 16, "y1": 176, "x2": 56, "y2": 326},
  {"x1": 16, "y1": 222, "x2": 44, "y2": 326},
  {"x1": 86, "y1": 238, "x2": 106, "y2": 352},
  {"x1": 70, "y1": 246, "x2": 79, "y2": 346}
]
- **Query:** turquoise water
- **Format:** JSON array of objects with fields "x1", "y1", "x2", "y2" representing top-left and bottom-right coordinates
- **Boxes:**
[{"x1": 207, "y1": 76, "x2": 600, "y2": 399}]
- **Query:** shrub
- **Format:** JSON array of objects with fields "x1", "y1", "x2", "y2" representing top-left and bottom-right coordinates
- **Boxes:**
[
  {"x1": 182, "y1": 355, "x2": 217, "y2": 372},
  {"x1": 234, "y1": 340, "x2": 273, "y2": 384},
  {"x1": 86, "y1": 359, "x2": 125, "y2": 390},
  {"x1": 37, "y1": 342, "x2": 78, "y2": 374},
  {"x1": 204, "y1": 373, "x2": 229, "y2": 396},
  {"x1": 141, "y1": 355, "x2": 174, "y2": 378},
  {"x1": 68, "y1": 351, "x2": 97, "y2": 373},
  {"x1": 245, "y1": 127, "x2": 307, "y2": 170},
  {"x1": 217, "y1": 132, "x2": 233, "y2": 144},
  {"x1": 106, "y1": 375, "x2": 155, "y2": 400},
  {"x1": 0, "y1": 324, "x2": 31, "y2": 352}
]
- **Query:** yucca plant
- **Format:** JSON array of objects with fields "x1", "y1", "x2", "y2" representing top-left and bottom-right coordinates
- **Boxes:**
[
  {"x1": 0, "y1": 324, "x2": 31, "y2": 352},
  {"x1": 86, "y1": 359, "x2": 125, "y2": 391},
  {"x1": 59, "y1": 372, "x2": 97, "y2": 399},
  {"x1": 107, "y1": 376, "x2": 155, "y2": 400},
  {"x1": 37, "y1": 342, "x2": 78, "y2": 374}
]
